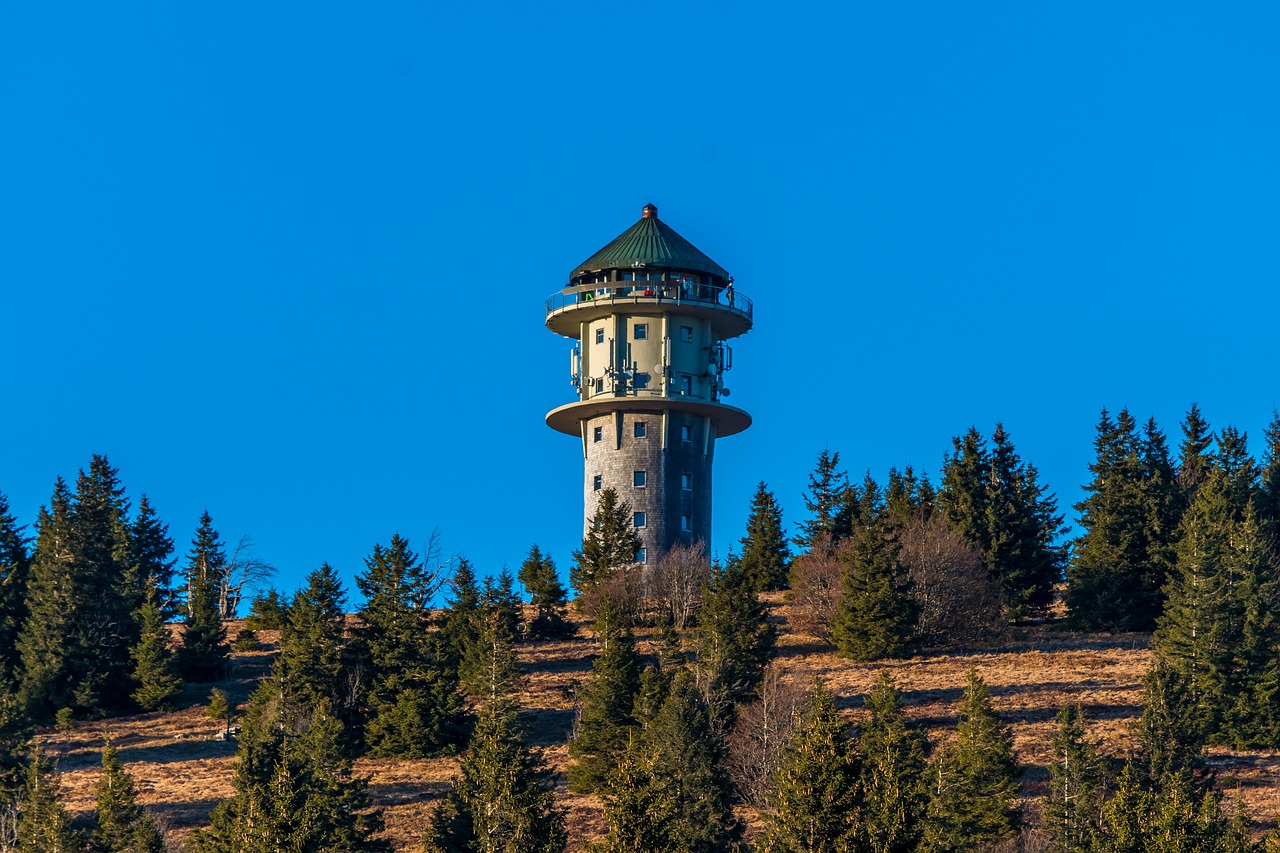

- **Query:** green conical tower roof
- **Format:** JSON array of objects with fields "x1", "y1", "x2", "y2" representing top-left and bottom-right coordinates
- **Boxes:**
[{"x1": 571, "y1": 203, "x2": 730, "y2": 281}]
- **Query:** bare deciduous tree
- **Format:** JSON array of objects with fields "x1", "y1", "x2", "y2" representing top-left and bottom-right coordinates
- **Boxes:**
[
  {"x1": 645, "y1": 543, "x2": 710, "y2": 630},
  {"x1": 897, "y1": 514, "x2": 1006, "y2": 647},
  {"x1": 218, "y1": 535, "x2": 277, "y2": 620},
  {"x1": 726, "y1": 663, "x2": 806, "y2": 807},
  {"x1": 787, "y1": 533, "x2": 844, "y2": 641}
]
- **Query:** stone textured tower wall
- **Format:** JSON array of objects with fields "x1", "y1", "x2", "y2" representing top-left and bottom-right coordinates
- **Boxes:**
[{"x1": 581, "y1": 411, "x2": 715, "y2": 557}]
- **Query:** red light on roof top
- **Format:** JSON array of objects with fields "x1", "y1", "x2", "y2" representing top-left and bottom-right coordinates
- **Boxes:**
[{"x1": 642, "y1": 203, "x2": 658, "y2": 219}]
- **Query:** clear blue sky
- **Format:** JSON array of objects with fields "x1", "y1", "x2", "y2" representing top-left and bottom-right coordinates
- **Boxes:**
[{"x1": 2, "y1": 3, "x2": 1277, "y2": 602}]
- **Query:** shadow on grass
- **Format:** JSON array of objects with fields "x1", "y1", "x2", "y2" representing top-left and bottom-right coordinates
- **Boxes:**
[{"x1": 520, "y1": 707, "x2": 576, "y2": 747}]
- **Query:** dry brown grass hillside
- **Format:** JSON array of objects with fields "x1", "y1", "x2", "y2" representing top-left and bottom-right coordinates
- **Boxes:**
[{"x1": 39, "y1": 596, "x2": 1280, "y2": 850}]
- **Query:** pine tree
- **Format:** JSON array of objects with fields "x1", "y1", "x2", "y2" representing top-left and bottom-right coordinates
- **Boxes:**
[
  {"x1": 463, "y1": 604, "x2": 523, "y2": 704},
  {"x1": 568, "y1": 605, "x2": 640, "y2": 793},
  {"x1": 178, "y1": 512, "x2": 229, "y2": 682},
  {"x1": 194, "y1": 685, "x2": 389, "y2": 852},
  {"x1": 1178, "y1": 404, "x2": 1215, "y2": 506},
  {"x1": 129, "y1": 583, "x2": 183, "y2": 712},
  {"x1": 1139, "y1": 416, "x2": 1184, "y2": 616},
  {"x1": 694, "y1": 556, "x2": 775, "y2": 721},
  {"x1": 598, "y1": 669, "x2": 740, "y2": 852},
  {"x1": 738, "y1": 482, "x2": 791, "y2": 592},
  {"x1": 16, "y1": 744, "x2": 79, "y2": 852},
  {"x1": 831, "y1": 522, "x2": 916, "y2": 662},
  {"x1": 517, "y1": 545, "x2": 572, "y2": 639},
  {"x1": 0, "y1": 491, "x2": 30, "y2": 680},
  {"x1": 89, "y1": 740, "x2": 162, "y2": 853},
  {"x1": 922, "y1": 670, "x2": 1020, "y2": 852},
  {"x1": 570, "y1": 488, "x2": 641, "y2": 596},
  {"x1": 859, "y1": 672, "x2": 927, "y2": 853},
  {"x1": 793, "y1": 450, "x2": 855, "y2": 552},
  {"x1": 424, "y1": 700, "x2": 566, "y2": 853},
  {"x1": 358, "y1": 534, "x2": 465, "y2": 758},
  {"x1": 759, "y1": 682, "x2": 860, "y2": 853},
  {"x1": 1042, "y1": 704, "x2": 1108, "y2": 853}
]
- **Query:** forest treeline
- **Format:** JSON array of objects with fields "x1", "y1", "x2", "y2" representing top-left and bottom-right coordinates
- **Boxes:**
[{"x1": 0, "y1": 402, "x2": 1278, "y2": 850}]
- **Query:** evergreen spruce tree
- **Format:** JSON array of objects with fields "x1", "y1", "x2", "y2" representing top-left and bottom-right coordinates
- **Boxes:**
[
  {"x1": 1178, "y1": 404, "x2": 1215, "y2": 506},
  {"x1": 177, "y1": 512, "x2": 229, "y2": 682},
  {"x1": 759, "y1": 682, "x2": 860, "y2": 853},
  {"x1": 463, "y1": 604, "x2": 523, "y2": 703},
  {"x1": 1068, "y1": 409, "x2": 1154, "y2": 630},
  {"x1": 1149, "y1": 469, "x2": 1280, "y2": 747},
  {"x1": 195, "y1": 685, "x2": 389, "y2": 852},
  {"x1": 1214, "y1": 425, "x2": 1260, "y2": 520},
  {"x1": 278, "y1": 563, "x2": 355, "y2": 740},
  {"x1": 1042, "y1": 704, "x2": 1108, "y2": 853},
  {"x1": 1258, "y1": 410, "x2": 1280, "y2": 533},
  {"x1": 985, "y1": 424, "x2": 1066, "y2": 617},
  {"x1": 18, "y1": 479, "x2": 80, "y2": 718},
  {"x1": 1139, "y1": 416, "x2": 1185, "y2": 613},
  {"x1": 598, "y1": 669, "x2": 740, "y2": 852},
  {"x1": 358, "y1": 534, "x2": 465, "y2": 758},
  {"x1": 0, "y1": 491, "x2": 30, "y2": 680},
  {"x1": 922, "y1": 670, "x2": 1020, "y2": 853},
  {"x1": 938, "y1": 428, "x2": 991, "y2": 559},
  {"x1": 129, "y1": 583, "x2": 183, "y2": 712},
  {"x1": 71, "y1": 455, "x2": 137, "y2": 713},
  {"x1": 128, "y1": 495, "x2": 177, "y2": 621},
  {"x1": 1094, "y1": 763, "x2": 1252, "y2": 853},
  {"x1": 244, "y1": 588, "x2": 288, "y2": 630},
  {"x1": 568, "y1": 604, "x2": 640, "y2": 793},
  {"x1": 440, "y1": 558, "x2": 483, "y2": 668},
  {"x1": 738, "y1": 482, "x2": 791, "y2": 592},
  {"x1": 831, "y1": 522, "x2": 917, "y2": 661},
  {"x1": 423, "y1": 699, "x2": 566, "y2": 853},
  {"x1": 16, "y1": 744, "x2": 79, "y2": 852},
  {"x1": 570, "y1": 489, "x2": 641, "y2": 596},
  {"x1": 694, "y1": 556, "x2": 776, "y2": 720},
  {"x1": 859, "y1": 672, "x2": 927, "y2": 853},
  {"x1": 517, "y1": 545, "x2": 572, "y2": 639},
  {"x1": 89, "y1": 740, "x2": 162, "y2": 853},
  {"x1": 793, "y1": 450, "x2": 855, "y2": 553},
  {"x1": 0, "y1": 677, "x2": 33, "y2": 800}
]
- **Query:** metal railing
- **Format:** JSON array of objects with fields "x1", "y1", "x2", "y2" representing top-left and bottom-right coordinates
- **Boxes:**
[{"x1": 545, "y1": 281, "x2": 752, "y2": 321}]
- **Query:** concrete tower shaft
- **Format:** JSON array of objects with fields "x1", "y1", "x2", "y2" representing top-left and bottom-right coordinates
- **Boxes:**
[{"x1": 544, "y1": 204, "x2": 752, "y2": 559}]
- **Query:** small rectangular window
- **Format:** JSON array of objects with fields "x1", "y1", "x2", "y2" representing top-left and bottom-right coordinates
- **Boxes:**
[
  {"x1": 634, "y1": 422, "x2": 646, "y2": 438},
  {"x1": 593, "y1": 475, "x2": 602, "y2": 491},
  {"x1": 680, "y1": 326, "x2": 693, "y2": 343},
  {"x1": 593, "y1": 426, "x2": 603, "y2": 442},
  {"x1": 681, "y1": 514, "x2": 692, "y2": 532},
  {"x1": 634, "y1": 324, "x2": 648, "y2": 340},
  {"x1": 595, "y1": 328, "x2": 604, "y2": 344},
  {"x1": 680, "y1": 376, "x2": 692, "y2": 395},
  {"x1": 681, "y1": 425, "x2": 691, "y2": 442},
  {"x1": 634, "y1": 471, "x2": 646, "y2": 488},
  {"x1": 595, "y1": 378, "x2": 604, "y2": 392},
  {"x1": 637, "y1": 547, "x2": 647, "y2": 563},
  {"x1": 634, "y1": 511, "x2": 646, "y2": 528},
  {"x1": 681, "y1": 473, "x2": 692, "y2": 491}
]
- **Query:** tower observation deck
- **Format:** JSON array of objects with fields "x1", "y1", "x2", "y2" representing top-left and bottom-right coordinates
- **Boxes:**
[{"x1": 545, "y1": 203, "x2": 753, "y2": 559}]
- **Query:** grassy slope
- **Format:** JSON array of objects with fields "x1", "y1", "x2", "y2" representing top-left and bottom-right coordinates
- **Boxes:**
[{"x1": 39, "y1": 596, "x2": 1280, "y2": 850}]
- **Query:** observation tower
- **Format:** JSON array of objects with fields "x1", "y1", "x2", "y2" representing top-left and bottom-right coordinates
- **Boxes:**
[{"x1": 544, "y1": 204, "x2": 753, "y2": 561}]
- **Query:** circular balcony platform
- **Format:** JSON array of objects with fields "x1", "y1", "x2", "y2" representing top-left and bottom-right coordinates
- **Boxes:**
[
  {"x1": 545, "y1": 283, "x2": 752, "y2": 339},
  {"x1": 546, "y1": 396, "x2": 752, "y2": 438}
]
